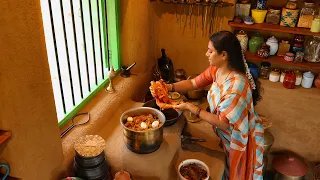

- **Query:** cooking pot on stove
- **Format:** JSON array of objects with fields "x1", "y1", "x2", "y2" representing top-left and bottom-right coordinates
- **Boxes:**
[
  {"x1": 186, "y1": 75, "x2": 205, "y2": 100},
  {"x1": 273, "y1": 154, "x2": 308, "y2": 180},
  {"x1": 143, "y1": 99, "x2": 182, "y2": 126}
]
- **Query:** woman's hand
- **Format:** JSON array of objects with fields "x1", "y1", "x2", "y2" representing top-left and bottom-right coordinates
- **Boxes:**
[
  {"x1": 149, "y1": 79, "x2": 172, "y2": 98},
  {"x1": 165, "y1": 83, "x2": 172, "y2": 92},
  {"x1": 172, "y1": 102, "x2": 190, "y2": 111},
  {"x1": 159, "y1": 79, "x2": 172, "y2": 92}
]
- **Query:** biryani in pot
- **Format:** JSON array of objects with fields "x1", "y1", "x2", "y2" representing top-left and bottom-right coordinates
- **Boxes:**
[{"x1": 124, "y1": 114, "x2": 162, "y2": 131}]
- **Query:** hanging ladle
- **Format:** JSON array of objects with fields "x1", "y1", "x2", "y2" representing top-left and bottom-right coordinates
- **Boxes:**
[{"x1": 60, "y1": 112, "x2": 90, "y2": 138}]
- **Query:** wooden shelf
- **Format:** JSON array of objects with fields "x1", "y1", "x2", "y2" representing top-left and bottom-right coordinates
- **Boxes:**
[
  {"x1": 229, "y1": 22, "x2": 320, "y2": 36},
  {"x1": 245, "y1": 51, "x2": 320, "y2": 70},
  {"x1": 154, "y1": 0, "x2": 234, "y2": 7},
  {"x1": 0, "y1": 131, "x2": 11, "y2": 146}
]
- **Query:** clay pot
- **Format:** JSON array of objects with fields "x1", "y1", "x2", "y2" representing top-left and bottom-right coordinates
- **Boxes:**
[
  {"x1": 114, "y1": 169, "x2": 131, "y2": 180},
  {"x1": 314, "y1": 74, "x2": 320, "y2": 88},
  {"x1": 234, "y1": 16, "x2": 243, "y2": 23},
  {"x1": 257, "y1": 43, "x2": 270, "y2": 58}
]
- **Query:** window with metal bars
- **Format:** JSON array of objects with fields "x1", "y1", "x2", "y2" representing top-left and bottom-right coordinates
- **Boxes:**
[{"x1": 40, "y1": 0, "x2": 120, "y2": 127}]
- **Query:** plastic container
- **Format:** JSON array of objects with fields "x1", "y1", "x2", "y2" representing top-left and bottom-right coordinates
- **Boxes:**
[
  {"x1": 311, "y1": 16, "x2": 320, "y2": 33},
  {"x1": 301, "y1": 71, "x2": 315, "y2": 88},
  {"x1": 252, "y1": 9, "x2": 267, "y2": 23}
]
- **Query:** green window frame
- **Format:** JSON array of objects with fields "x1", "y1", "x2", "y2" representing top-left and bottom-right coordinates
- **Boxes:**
[
  {"x1": 59, "y1": 0, "x2": 121, "y2": 128},
  {"x1": 40, "y1": 0, "x2": 120, "y2": 128}
]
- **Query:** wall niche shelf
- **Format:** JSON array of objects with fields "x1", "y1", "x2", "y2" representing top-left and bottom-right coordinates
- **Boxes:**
[{"x1": 229, "y1": 22, "x2": 320, "y2": 36}]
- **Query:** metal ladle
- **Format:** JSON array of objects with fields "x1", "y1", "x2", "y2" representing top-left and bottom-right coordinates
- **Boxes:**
[
  {"x1": 60, "y1": 112, "x2": 90, "y2": 138},
  {"x1": 120, "y1": 62, "x2": 136, "y2": 78}
]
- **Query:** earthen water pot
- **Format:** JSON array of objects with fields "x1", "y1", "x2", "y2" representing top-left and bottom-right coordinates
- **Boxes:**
[
  {"x1": 314, "y1": 73, "x2": 320, "y2": 88},
  {"x1": 114, "y1": 169, "x2": 131, "y2": 180}
]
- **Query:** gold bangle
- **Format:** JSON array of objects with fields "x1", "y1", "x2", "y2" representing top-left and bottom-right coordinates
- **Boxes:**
[
  {"x1": 196, "y1": 107, "x2": 202, "y2": 118},
  {"x1": 171, "y1": 83, "x2": 175, "y2": 92}
]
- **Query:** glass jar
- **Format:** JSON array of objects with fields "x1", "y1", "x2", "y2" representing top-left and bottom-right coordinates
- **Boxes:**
[
  {"x1": 297, "y1": 2, "x2": 316, "y2": 28},
  {"x1": 293, "y1": 35, "x2": 305, "y2": 47},
  {"x1": 286, "y1": 0, "x2": 298, "y2": 10},
  {"x1": 294, "y1": 70, "x2": 302, "y2": 86},
  {"x1": 304, "y1": 36, "x2": 320, "y2": 63},
  {"x1": 294, "y1": 51, "x2": 304, "y2": 63},
  {"x1": 260, "y1": 62, "x2": 271, "y2": 79},
  {"x1": 266, "y1": 8, "x2": 281, "y2": 24},
  {"x1": 283, "y1": 71, "x2": 296, "y2": 89},
  {"x1": 280, "y1": 69, "x2": 289, "y2": 83},
  {"x1": 292, "y1": 34, "x2": 305, "y2": 53},
  {"x1": 269, "y1": 69, "x2": 280, "y2": 82}
]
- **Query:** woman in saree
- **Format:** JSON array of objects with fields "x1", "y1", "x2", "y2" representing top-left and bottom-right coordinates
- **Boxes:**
[{"x1": 165, "y1": 31, "x2": 264, "y2": 180}]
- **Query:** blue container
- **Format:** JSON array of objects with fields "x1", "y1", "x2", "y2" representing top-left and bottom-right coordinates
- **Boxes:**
[{"x1": 248, "y1": 63, "x2": 259, "y2": 79}]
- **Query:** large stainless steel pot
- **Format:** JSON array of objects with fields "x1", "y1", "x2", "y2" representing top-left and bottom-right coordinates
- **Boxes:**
[
  {"x1": 264, "y1": 130, "x2": 274, "y2": 155},
  {"x1": 274, "y1": 172, "x2": 304, "y2": 180},
  {"x1": 186, "y1": 89, "x2": 205, "y2": 100},
  {"x1": 120, "y1": 107, "x2": 166, "y2": 154},
  {"x1": 263, "y1": 130, "x2": 275, "y2": 174}
]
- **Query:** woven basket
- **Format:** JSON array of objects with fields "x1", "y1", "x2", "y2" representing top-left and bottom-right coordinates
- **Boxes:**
[{"x1": 280, "y1": 8, "x2": 299, "y2": 27}]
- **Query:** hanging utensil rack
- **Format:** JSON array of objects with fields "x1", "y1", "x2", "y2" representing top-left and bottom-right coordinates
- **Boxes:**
[
  {"x1": 151, "y1": 0, "x2": 234, "y2": 8},
  {"x1": 150, "y1": 0, "x2": 234, "y2": 36}
]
